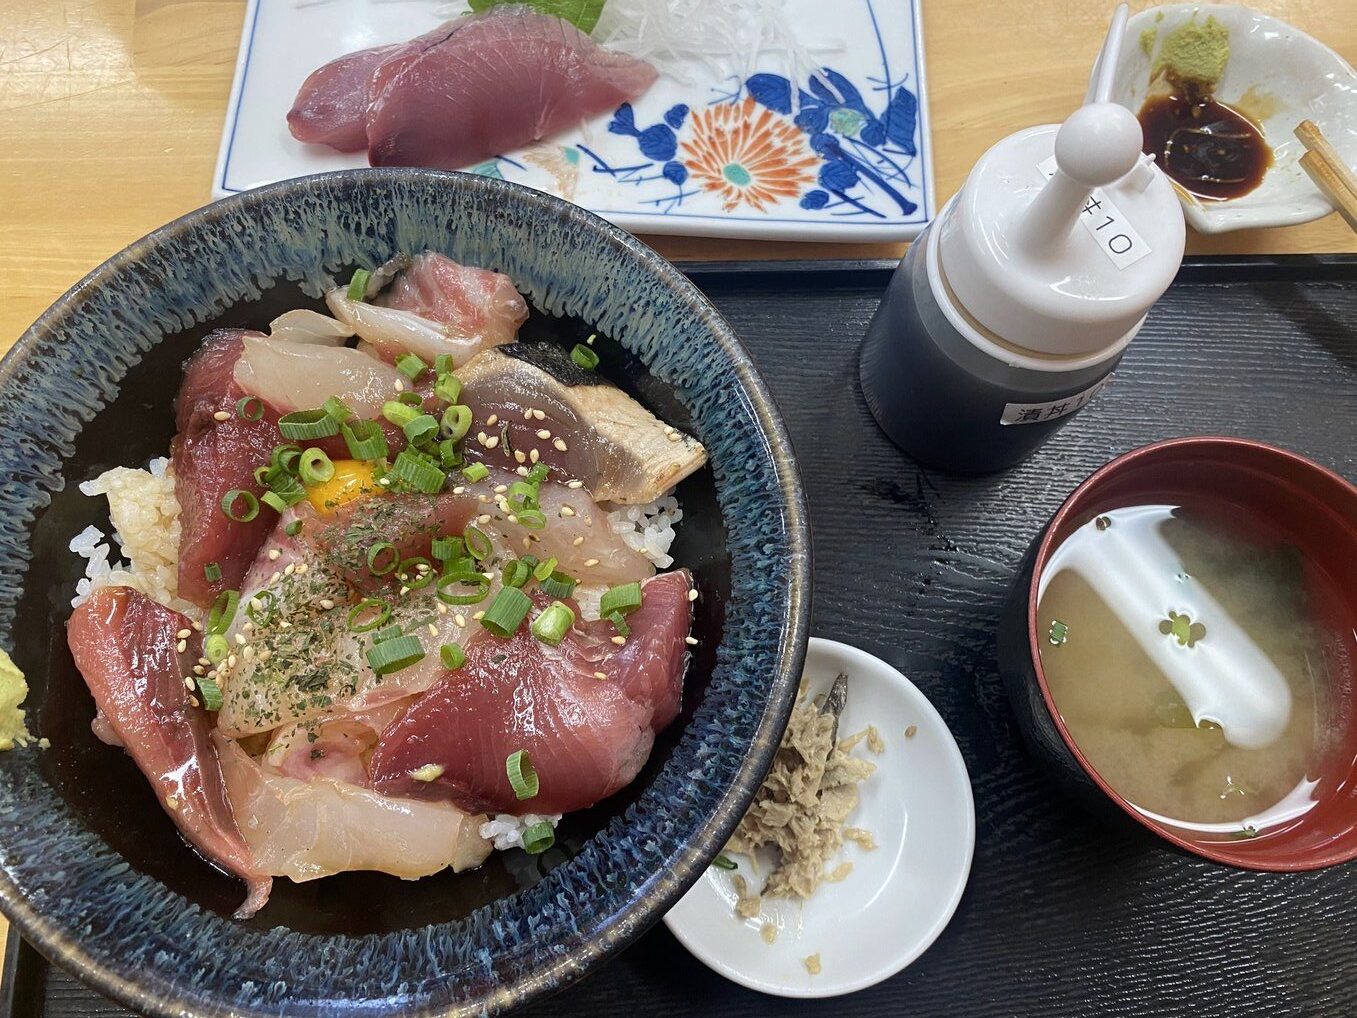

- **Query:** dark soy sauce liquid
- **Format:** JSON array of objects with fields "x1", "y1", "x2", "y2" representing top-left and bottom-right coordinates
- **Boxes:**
[{"x1": 1139, "y1": 93, "x2": 1272, "y2": 201}]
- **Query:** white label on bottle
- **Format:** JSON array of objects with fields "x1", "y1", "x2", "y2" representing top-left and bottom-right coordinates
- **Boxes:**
[
  {"x1": 1000, "y1": 374, "x2": 1113, "y2": 426},
  {"x1": 1037, "y1": 156, "x2": 1151, "y2": 270}
]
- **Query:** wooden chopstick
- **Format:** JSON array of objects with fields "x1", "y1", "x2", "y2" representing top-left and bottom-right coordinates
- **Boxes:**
[{"x1": 1294, "y1": 120, "x2": 1357, "y2": 231}]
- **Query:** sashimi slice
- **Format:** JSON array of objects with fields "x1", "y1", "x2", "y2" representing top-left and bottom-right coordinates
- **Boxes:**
[
  {"x1": 262, "y1": 718, "x2": 376, "y2": 785},
  {"x1": 458, "y1": 343, "x2": 707, "y2": 505},
  {"x1": 369, "y1": 570, "x2": 692, "y2": 815},
  {"x1": 266, "y1": 309, "x2": 355, "y2": 346},
  {"x1": 173, "y1": 329, "x2": 285, "y2": 606},
  {"x1": 215, "y1": 733, "x2": 491, "y2": 882},
  {"x1": 325, "y1": 252, "x2": 526, "y2": 368},
  {"x1": 365, "y1": 8, "x2": 658, "y2": 171},
  {"x1": 232, "y1": 333, "x2": 404, "y2": 419},
  {"x1": 67, "y1": 587, "x2": 272, "y2": 917},
  {"x1": 286, "y1": 43, "x2": 402, "y2": 152}
]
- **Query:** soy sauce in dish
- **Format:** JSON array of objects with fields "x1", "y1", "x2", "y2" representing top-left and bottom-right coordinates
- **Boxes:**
[{"x1": 1138, "y1": 93, "x2": 1271, "y2": 201}]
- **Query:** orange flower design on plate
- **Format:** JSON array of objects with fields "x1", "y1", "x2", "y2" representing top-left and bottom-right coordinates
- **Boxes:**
[{"x1": 681, "y1": 98, "x2": 819, "y2": 213}]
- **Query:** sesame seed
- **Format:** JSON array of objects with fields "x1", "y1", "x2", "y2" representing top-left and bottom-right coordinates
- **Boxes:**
[
  {"x1": 535, "y1": 429, "x2": 551, "y2": 440},
  {"x1": 278, "y1": 619, "x2": 290, "y2": 629},
  {"x1": 478, "y1": 493, "x2": 490, "y2": 503},
  {"x1": 566, "y1": 479, "x2": 583, "y2": 489},
  {"x1": 529, "y1": 449, "x2": 540, "y2": 464},
  {"x1": 184, "y1": 677, "x2": 195, "y2": 690},
  {"x1": 166, "y1": 795, "x2": 180, "y2": 811},
  {"x1": 593, "y1": 671, "x2": 608, "y2": 681},
  {"x1": 688, "y1": 589, "x2": 699, "y2": 601},
  {"x1": 284, "y1": 563, "x2": 296, "y2": 576},
  {"x1": 685, "y1": 636, "x2": 699, "y2": 646},
  {"x1": 532, "y1": 408, "x2": 547, "y2": 420},
  {"x1": 176, "y1": 639, "x2": 187, "y2": 653},
  {"x1": 476, "y1": 431, "x2": 488, "y2": 446},
  {"x1": 584, "y1": 558, "x2": 600, "y2": 567},
  {"x1": 399, "y1": 586, "x2": 410, "y2": 596},
  {"x1": 212, "y1": 410, "x2": 230, "y2": 422},
  {"x1": 486, "y1": 414, "x2": 499, "y2": 427},
  {"x1": 258, "y1": 649, "x2": 272, "y2": 662},
  {"x1": 427, "y1": 623, "x2": 439, "y2": 637},
  {"x1": 455, "y1": 613, "x2": 467, "y2": 627},
  {"x1": 188, "y1": 696, "x2": 201, "y2": 708},
  {"x1": 494, "y1": 484, "x2": 508, "y2": 493},
  {"x1": 485, "y1": 436, "x2": 499, "y2": 449},
  {"x1": 514, "y1": 450, "x2": 526, "y2": 464},
  {"x1": 611, "y1": 636, "x2": 626, "y2": 646},
  {"x1": 586, "y1": 334, "x2": 595, "y2": 345},
  {"x1": 227, "y1": 653, "x2": 238, "y2": 668},
  {"x1": 453, "y1": 485, "x2": 466, "y2": 495},
  {"x1": 523, "y1": 408, "x2": 534, "y2": 420},
  {"x1": 176, "y1": 628, "x2": 191, "y2": 640},
  {"x1": 379, "y1": 477, "x2": 391, "y2": 486},
  {"x1": 436, "y1": 602, "x2": 449, "y2": 615},
  {"x1": 478, "y1": 513, "x2": 491, "y2": 524},
  {"x1": 296, "y1": 563, "x2": 308, "y2": 574},
  {"x1": 667, "y1": 432, "x2": 681, "y2": 442},
  {"x1": 242, "y1": 620, "x2": 254, "y2": 632},
  {"x1": 268, "y1": 549, "x2": 281, "y2": 561},
  {"x1": 243, "y1": 645, "x2": 255, "y2": 659},
  {"x1": 560, "y1": 505, "x2": 577, "y2": 518},
  {"x1": 516, "y1": 466, "x2": 529, "y2": 476},
  {"x1": 522, "y1": 537, "x2": 532, "y2": 550},
  {"x1": 905, "y1": 725, "x2": 918, "y2": 738},
  {"x1": 553, "y1": 438, "x2": 568, "y2": 452},
  {"x1": 394, "y1": 378, "x2": 405, "y2": 391},
  {"x1": 507, "y1": 514, "x2": 519, "y2": 524},
  {"x1": 191, "y1": 620, "x2": 202, "y2": 631},
  {"x1": 269, "y1": 571, "x2": 281, "y2": 585},
  {"x1": 572, "y1": 536, "x2": 585, "y2": 546},
  {"x1": 320, "y1": 598, "x2": 335, "y2": 610},
  {"x1": 473, "y1": 610, "x2": 486, "y2": 621},
  {"x1": 235, "y1": 633, "x2": 247, "y2": 646},
  {"x1": 198, "y1": 657, "x2": 211, "y2": 667},
  {"x1": 193, "y1": 665, "x2": 205, "y2": 676}
]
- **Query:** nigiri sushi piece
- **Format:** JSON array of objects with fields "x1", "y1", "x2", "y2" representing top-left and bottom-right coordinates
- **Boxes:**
[
  {"x1": 368, "y1": 570, "x2": 692, "y2": 815},
  {"x1": 67, "y1": 586, "x2": 272, "y2": 917},
  {"x1": 287, "y1": 43, "x2": 403, "y2": 152},
  {"x1": 365, "y1": 8, "x2": 658, "y2": 170},
  {"x1": 325, "y1": 252, "x2": 527, "y2": 367},
  {"x1": 173, "y1": 329, "x2": 286, "y2": 606},
  {"x1": 215, "y1": 733, "x2": 490, "y2": 883},
  {"x1": 458, "y1": 343, "x2": 707, "y2": 505}
]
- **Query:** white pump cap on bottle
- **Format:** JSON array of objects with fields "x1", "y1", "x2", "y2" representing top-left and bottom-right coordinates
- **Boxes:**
[{"x1": 936, "y1": 4, "x2": 1185, "y2": 359}]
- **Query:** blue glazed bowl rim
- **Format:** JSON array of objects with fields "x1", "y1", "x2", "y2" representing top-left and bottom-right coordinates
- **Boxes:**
[{"x1": 0, "y1": 168, "x2": 811, "y2": 1017}]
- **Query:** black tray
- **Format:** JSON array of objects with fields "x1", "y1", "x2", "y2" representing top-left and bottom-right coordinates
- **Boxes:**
[{"x1": 4, "y1": 255, "x2": 1356, "y2": 1018}]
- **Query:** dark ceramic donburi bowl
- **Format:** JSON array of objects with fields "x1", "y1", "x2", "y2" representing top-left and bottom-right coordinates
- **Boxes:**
[
  {"x1": 999, "y1": 437, "x2": 1357, "y2": 871},
  {"x1": 0, "y1": 170, "x2": 810, "y2": 1015}
]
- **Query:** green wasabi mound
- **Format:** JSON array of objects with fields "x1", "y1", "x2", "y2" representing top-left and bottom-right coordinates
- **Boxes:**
[
  {"x1": 1151, "y1": 15, "x2": 1231, "y2": 91},
  {"x1": 0, "y1": 648, "x2": 33, "y2": 751}
]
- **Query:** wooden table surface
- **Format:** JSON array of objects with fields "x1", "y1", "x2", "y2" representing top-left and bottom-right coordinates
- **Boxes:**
[{"x1": 0, "y1": 0, "x2": 1353, "y2": 973}]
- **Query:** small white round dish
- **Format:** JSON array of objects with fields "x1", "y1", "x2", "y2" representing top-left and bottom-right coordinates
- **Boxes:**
[
  {"x1": 663, "y1": 637, "x2": 975, "y2": 998},
  {"x1": 1112, "y1": 3, "x2": 1357, "y2": 233}
]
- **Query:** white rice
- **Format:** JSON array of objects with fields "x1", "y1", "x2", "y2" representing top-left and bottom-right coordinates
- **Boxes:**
[
  {"x1": 607, "y1": 494, "x2": 682, "y2": 570},
  {"x1": 69, "y1": 457, "x2": 195, "y2": 615},
  {"x1": 479, "y1": 813, "x2": 562, "y2": 851}
]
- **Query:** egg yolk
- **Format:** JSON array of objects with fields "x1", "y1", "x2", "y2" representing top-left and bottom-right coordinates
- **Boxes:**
[{"x1": 307, "y1": 459, "x2": 381, "y2": 514}]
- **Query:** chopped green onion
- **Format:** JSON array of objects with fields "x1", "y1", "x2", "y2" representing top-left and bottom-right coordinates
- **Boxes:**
[
  {"x1": 390, "y1": 449, "x2": 447, "y2": 494},
  {"x1": 505, "y1": 749, "x2": 540, "y2": 800},
  {"x1": 203, "y1": 562, "x2": 222, "y2": 583},
  {"x1": 461, "y1": 462, "x2": 489, "y2": 483},
  {"x1": 436, "y1": 570, "x2": 490, "y2": 605},
  {"x1": 195, "y1": 674, "x2": 224, "y2": 712},
  {"x1": 540, "y1": 572, "x2": 577, "y2": 599},
  {"x1": 208, "y1": 589, "x2": 240, "y2": 634},
  {"x1": 530, "y1": 600, "x2": 574, "y2": 646},
  {"x1": 278, "y1": 408, "x2": 341, "y2": 440},
  {"x1": 221, "y1": 489, "x2": 259, "y2": 522},
  {"x1": 502, "y1": 559, "x2": 531, "y2": 589},
  {"x1": 434, "y1": 373, "x2": 462, "y2": 404},
  {"x1": 367, "y1": 542, "x2": 399, "y2": 575},
  {"x1": 431, "y1": 536, "x2": 464, "y2": 563},
  {"x1": 342, "y1": 419, "x2": 389, "y2": 460},
  {"x1": 261, "y1": 491, "x2": 288, "y2": 513},
  {"x1": 323, "y1": 396, "x2": 354, "y2": 424},
  {"x1": 403, "y1": 414, "x2": 439, "y2": 447},
  {"x1": 481, "y1": 586, "x2": 532, "y2": 637},
  {"x1": 438, "y1": 438, "x2": 463, "y2": 469},
  {"x1": 521, "y1": 555, "x2": 540, "y2": 571},
  {"x1": 397, "y1": 556, "x2": 436, "y2": 590},
  {"x1": 600, "y1": 582, "x2": 643, "y2": 618},
  {"x1": 521, "y1": 821, "x2": 555, "y2": 855},
  {"x1": 204, "y1": 633, "x2": 229, "y2": 666},
  {"x1": 532, "y1": 557, "x2": 558, "y2": 582},
  {"x1": 606, "y1": 610, "x2": 631, "y2": 637},
  {"x1": 526, "y1": 463, "x2": 550, "y2": 485},
  {"x1": 464, "y1": 525, "x2": 493, "y2": 560},
  {"x1": 433, "y1": 354, "x2": 454, "y2": 375},
  {"x1": 235, "y1": 396, "x2": 265, "y2": 421},
  {"x1": 382, "y1": 401, "x2": 420, "y2": 429},
  {"x1": 712, "y1": 854, "x2": 738, "y2": 871},
  {"x1": 396, "y1": 390, "x2": 425, "y2": 407},
  {"x1": 298, "y1": 448, "x2": 335, "y2": 486},
  {"x1": 571, "y1": 343, "x2": 599, "y2": 370},
  {"x1": 264, "y1": 468, "x2": 307, "y2": 506},
  {"x1": 371, "y1": 624, "x2": 402, "y2": 646},
  {"x1": 347, "y1": 598, "x2": 391, "y2": 633},
  {"x1": 271, "y1": 444, "x2": 303, "y2": 474},
  {"x1": 441, "y1": 404, "x2": 472, "y2": 441},
  {"x1": 440, "y1": 643, "x2": 466, "y2": 670},
  {"x1": 366, "y1": 634, "x2": 425, "y2": 676},
  {"x1": 507, "y1": 480, "x2": 540, "y2": 510},
  {"x1": 245, "y1": 590, "x2": 277, "y2": 626},
  {"x1": 395, "y1": 353, "x2": 427, "y2": 382},
  {"x1": 284, "y1": 519, "x2": 303, "y2": 537},
  {"x1": 347, "y1": 267, "x2": 371, "y2": 301},
  {"x1": 253, "y1": 465, "x2": 271, "y2": 486},
  {"x1": 515, "y1": 508, "x2": 547, "y2": 530}
]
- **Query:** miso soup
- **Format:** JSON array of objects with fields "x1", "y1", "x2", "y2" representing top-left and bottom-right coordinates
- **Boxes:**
[{"x1": 1036, "y1": 501, "x2": 1352, "y2": 835}]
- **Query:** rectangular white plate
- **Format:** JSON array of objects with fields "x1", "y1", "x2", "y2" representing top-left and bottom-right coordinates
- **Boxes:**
[{"x1": 214, "y1": 0, "x2": 934, "y2": 242}]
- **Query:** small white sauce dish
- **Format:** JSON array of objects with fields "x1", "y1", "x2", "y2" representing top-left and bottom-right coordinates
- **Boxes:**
[
  {"x1": 1113, "y1": 3, "x2": 1357, "y2": 233},
  {"x1": 663, "y1": 637, "x2": 975, "y2": 998}
]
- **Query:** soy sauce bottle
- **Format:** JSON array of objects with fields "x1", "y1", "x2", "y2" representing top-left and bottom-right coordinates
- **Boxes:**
[{"x1": 859, "y1": 6, "x2": 1185, "y2": 474}]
